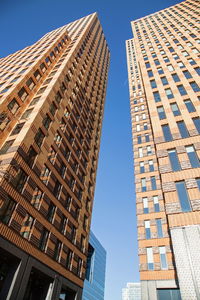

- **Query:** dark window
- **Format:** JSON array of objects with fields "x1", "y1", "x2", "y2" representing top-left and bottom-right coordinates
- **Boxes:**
[
  {"x1": 169, "y1": 47, "x2": 174, "y2": 52},
  {"x1": 176, "y1": 181, "x2": 191, "y2": 212},
  {"x1": 145, "y1": 62, "x2": 151, "y2": 69},
  {"x1": 184, "y1": 99, "x2": 196, "y2": 113},
  {"x1": 183, "y1": 70, "x2": 192, "y2": 79},
  {"x1": 172, "y1": 73, "x2": 180, "y2": 82},
  {"x1": 47, "y1": 202, "x2": 55, "y2": 222},
  {"x1": 157, "y1": 106, "x2": 166, "y2": 120},
  {"x1": 194, "y1": 67, "x2": 200, "y2": 76},
  {"x1": 53, "y1": 240, "x2": 61, "y2": 261},
  {"x1": 66, "y1": 249, "x2": 73, "y2": 269},
  {"x1": 177, "y1": 121, "x2": 189, "y2": 138},
  {"x1": 168, "y1": 149, "x2": 181, "y2": 171},
  {"x1": 145, "y1": 134, "x2": 150, "y2": 142},
  {"x1": 11, "y1": 123, "x2": 25, "y2": 135},
  {"x1": 137, "y1": 135, "x2": 142, "y2": 144},
  {"x1": 13, "y1": 168, "x2": 28, "y2": 193},
  {"x1": 85, "y1": 243, "x2": 94, "y2": 280},
  {"x1": 8, "y1": 98, "x2": 19, "y2": 114},
  {"x1": 162, "y1": 124, "x2": 172, "y2": 142},
  {"x1": 161, "y1": 77, "x2": 168, "y2": 86},
  {"x1": 49, "y1": 103, "x2": 57, "y2": 116},
  {"x1": 190, "y1": 81, "x2": 200, "y2": 92},
  {"x1": 0, "y1": 140, "x2": 14, "y2": 155},
  {"x1": 26, "y1": 78, "x2": 36, "y2": 90},
  {"x1": 153, "y1": 91, "x2": 161, "y2": 102},
  {"x1": 186, "y1": 145, "x2": 200, "y2": 168},
  {"x1": 177, "y1": 85, "x2": 187, "y2": 96},
  {"x1": 18, "y1": 87, "x2": 28, "y2": 101},
  {"x1": 154, "y1": 59, "x2": 160, "y2": 65},
  {"x1": 148, "y1": 70, "x2": 153, "y2": 78},
  {"x1": 53, "y1": 180, "x2": 62, "y2": 198},
  {"x1": 188, "y1": 58, "x2": 196, "y2": 65},
  {"x1": 43, "y1": 115, "x2": 52, "y2": 129},
  {"x1": 140, "y1": 162, "x2": 145, "y2": 173},
  {"x1": 156, "y1": 219, "x2": 163, "y2": 238},
  {"x1": 0, "y1": 196, "x2": 16, "y2": 224},
  {"x1": 31, "y1": 187, "x2": 43, "y2": 208},
  {"x1": 34, "y1": 129, "x2": 45, "y2": 147},
  {"x1": 55, "y1": 91, "x2": 62, "y2": 104},
  {"x1": 39, "y1": 229, "x2": 49, "y2": 251},
  {"x1": 151, "y1": 176, "x2": 157, "y2": 190},
  {"x1": 170, "y1": 103, "x2": 180, "y2": 116},
  {"x1": 158, "y1": 67, "x2": 164, "y2": 74},
  {"x1": 20, "y1": 214, "x2": 34, "y2": 239},
  {"x1": 59, "y1": 215, "x2": 67, "y2": 234},
  {"x1": 157, "y1": 288, "x2": 181, "y2": 300},
  {"x1": 149, "y1": 160, "x2": 154, "y2": 172},
  {"x1": 27, "y1": 146, "x2": 37, "y2": 167},
  {"x1": 192, "y1": 117, "x2": 200, "y2": 134}
]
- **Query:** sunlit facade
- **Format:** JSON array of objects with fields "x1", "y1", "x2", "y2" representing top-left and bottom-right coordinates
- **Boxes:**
[{"x1": 126, "y1": 0, "x2": 200, "y2": 299}]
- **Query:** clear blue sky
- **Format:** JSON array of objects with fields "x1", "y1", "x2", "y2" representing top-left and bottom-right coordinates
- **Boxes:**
[{"x1": 1, "y1": 0, "x2": 181, "y2": 299}]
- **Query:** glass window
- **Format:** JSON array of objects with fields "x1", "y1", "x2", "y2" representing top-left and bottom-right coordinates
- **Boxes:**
[
  {"x1": 158, "y1": 67, "x2": 164, "y2": 74},
  {"x1": 170, "y1": 103, "x2": 180, "y2": 116},
  {"x1": 20, "y1": 214, "x2": 34, "y2": 239},
  {"x1": 165, "y1": 88, "x2": 174, "y2": 99},
  {"x1": 148, "y1": 70, "x2": 153, "y2": 77},
  {"x1": 159, "y1": 247, "x2": 168, "y2": 270},
  {"x1": 139, "y1": 147, "x2": 143, "y2": 158},
  {"x1": 161, "y1": 77, "x2": 168, "y2": 86},
  {"x1": 192, "y1": 117, "x2": 200, "y2": 134},
  {"x1": 11, "y1": 123, "x2": 25, "y2": 135},
  {"x1": 149, "y1": 160, "x2": 154, "y2": 172},
  {"x1": 172, "y1": 73, "x2": 180, "y2": 82},
  {"x1": 13, "y1": 168, "x2": 28, "y2": 193},
  {"x1": 141, "y1": 178, "x2": 146, "y2": 192},
  {"x1": 144, "y1": 123, "x2": 148, "y2": 130},
  {"x1": 154, "y1": 59, "x2": 160, "y2": 65},
  {"x1": 183, "y1": 70, "x2": 192, "y2": 79},
  {"x1": 162, "y1": 124, "x2": 172, "y2": 142},
  {"x1": 177, "y1": 121, "x2": 189, "y2": 138},
  {"x1": 145, "y1": 220, "x2": 151, "y2": 239},
  {"x1": 153, "y1": 91, "x2": 161, "y2": 102},
  {"x1": 143, "y1": 197, "x2": 149, "y2": 214},
  {"x1": 147, "y1": 247, "x2": 154, "y2": 270},
  {"x1": 137, "y1": 135, "x2": 142, "y2": 144},
  {"x1": 177, "y1": 85, "x2": 187, "y2": 96},
  {"x1": 0, "y1": 140, "x2": 14, "y2": 155},
  {"x1": 145, "y1": 134, "x2": 150, "y2": 142},
  {"x1": 194, "y1": 67, "x2": 200, "y2": 76},
  {"x1": 157, "y1": 106, "x2": 166, "y2": 120},
  {"x1": 178, "y1": 62, "x2": 185, "y2": 68},
  {"x1": 7, "y1": 98, "x2": 19, "y2": 114},
  {"x1": 136, "y1": 124, "x2": 141, "y2": 132},
  {"x1": 0, "y1": 196, "x2": 16, "y2": 224},
  {"x1": 151, "y1": 176, "x2": 157, "y2": 190},
  {"x1": 145, "y1": 62, "x2": 151, "y2": 68},
  {"x1": 156, "y1": 219, "x2": 163, "y2": 238},
  {"x1": 188, "y1": 58, "x2": 196, "y2": 65},
  {"x1": 190, "y1": 82, "x2": 200, "y2": 92},
  {"x1": 168, "y1": 149, "x2": 181, "y2": 171},
  {"x1": 186, "y1": 145, "x2": 200, "y2": 168},
  {"x1": 150, "y1": 79, "x2": 157, "y2": 89},
  {"x1": 153, "y1": 196, "x2": 160, "y2": 212},
  {"x1": 39, "y1": 229, "x2": 49, "y2": 251},
  {"x1": 176, "y1": 181, "x2": 191, "y2": 212},
  {"x1": 140, "y1": 162, "x2": 145, "y2": 173},
  {"x1": 197, "y1": 178, "x2": 200, "y2": 191},
  {"x1": 34, "y1": 128, "x2": 45, "y2": 147},
  {"x1": 157, "y1": 288, "x2": 181, "y2": 300},
  {"x1": 184, "y1": 99, "x2": 196, "y2": 113},
  {"x1": 167, "y1": 65, "x2": 174, "y2": 72}
]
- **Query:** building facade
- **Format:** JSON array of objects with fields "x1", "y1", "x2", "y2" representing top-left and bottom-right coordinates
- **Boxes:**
[
  {"x1": 0, "y1": 13, "x2": 110, "y2": 300},
  {"x1": 82, "y1": 231, "x2": 106, "y2": 300},
  {"x1": 122, "y1": 282, "x2": 141, "y2": 300},
  {"x1": 126, "y1": 0, "x2": 200, "y2": 299}
]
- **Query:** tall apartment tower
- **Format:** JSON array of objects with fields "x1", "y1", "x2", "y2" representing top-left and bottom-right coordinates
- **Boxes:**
[
  {"x1": 0, "y1": 13, "x2": 110, "y2": 300},
  {"x1": 126, "y1": 0, "x2": 200, "y2": 299}
]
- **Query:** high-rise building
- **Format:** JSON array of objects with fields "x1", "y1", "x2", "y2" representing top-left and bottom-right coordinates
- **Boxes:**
[
  {"x1": 122, "y1": 282, "x2": 141, "y2": 300},
  {"x1": 0, "y1": 13, "x2": 109, "y2": 300},
  {"x1": 82, "y1": 231, "x2": 106, "y2": 300},
  {"x1": 126, "y1": 0, "x2": 200, "y2": 299}
]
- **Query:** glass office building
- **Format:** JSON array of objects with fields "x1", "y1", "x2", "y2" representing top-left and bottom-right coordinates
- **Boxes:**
[{"x1": 82, "y1": 231, "x2": 106, "y2": 300}]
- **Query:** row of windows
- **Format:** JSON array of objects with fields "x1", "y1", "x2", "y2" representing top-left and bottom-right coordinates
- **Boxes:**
[
  {"x1": 162, "y1": 117, "x2": 200, "y2": 142},
  {"x1": 144, "y1": 218, "x2": 164, "y2": 239}
]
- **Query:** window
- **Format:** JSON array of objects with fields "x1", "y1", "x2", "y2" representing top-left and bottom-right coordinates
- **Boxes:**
[
  {"x1": 150, "y1": 79, "x2": 157, "y2": 89},
  {"x1": 154, "y1": 59, "x2": 160, "y2": 66},
  {"x1": 194, "y1": 67, "x2": 200, "y2": 76},
  {"x1": 11, "y1": 123, "x2": 24, "y2": 135},
  {"x1": 147, "y1": 248, "x2": 154, "y2": 270},
  {"x1": 177, "y1": 85, "x2": 187, "y2": 96},
  {"x1": 148, "y1": 160, "x2": 154, "y2": 172},
  {"x1": 137, "y1": 135, "x2": 142, "y2": 144},
  {"x1": 143, "y1": 197, "x2": 148, "y2": 213},
  {"x1": 157, "y1": 106, "x2": 166, "y2": 120},
  {"x1": 178, "y1": 62, "x2": 185, "y2": 68},
  {"x1": 186, "y1": 145, "x2": 200, "y2": 168},
  {"x1": 144, "y1": 123, "x2": 148, "y2": 130},
  {"x1": 188, "y1": 58, "x2": 196, "y2": 65},
  {"x1": 8, "y1": 98, "x2": 19, "y2": 114},
  {"x1": 168, "y1": 149, "x2": 181, "y2": 171},
  {"x1": 141, "y1": 178, "x2": 146, "y2": 192},
  {"x1": 184, "y1": 99, "x2": 195, "y2": 113},
  {"x1": 165, "y1": 88, "x2": 174, "y2": 99},
  {"x1": 190, "y1": 81, "x2": 200, "y2": 92},
  {"x1": 167, "y1": 65, "x2": 174, "y2": 72},
  {"x1": 0, "y1": 196, "x2": 16, "y2": 224},
  {"x1": 157, "y1": 289, "x2": 181, "y2": 300},
  {"x1": 43, "y1": 115, "x2": 52, "y2": 129},
  {"x1": 35, "y1": 129, "x2": 45, "y2": 147},
  {"x1": 170, "y1": 103, "x2": 180, "y2": 116},
  {"x1": 156, "y1": 219, "x2": 163, "y2": 238},
  {"x1": 183, "y1": 70, "x2": 192, "y2": 79},
  {"x1": 145, "y1": 62, "x2": 151, "y2": 69},
  {"x1": 140, "y1": 162, "x2": 145, "y2": 173},
  {"x1": 153, "y1": 196, "x2": 160, "y2": 212},
  {"x1": 26, "y1": 78, "x2": 36, "y2": 90},
  {"x1": 0, "y1": 140, "x2": 14, "y2": 155},
  {"x1": 39, "y1": 229, "x2": 49, "y2": 251},
  {"x1": 49, "y1": 103, "x2": 57, "y2": 116},
  {"x1": 147, "y1": 145, "x2": 152, "y2": 155},
  {"x1": 27, "y1": 146, "x2": 37, "y2": 167},
  {"x1": 148, "y1": 70, "x2": 153, "y2": 77},
  {"x1": 145, "y1": 134, "x2": 150, "y2": 142},
  {"x1": 161, "y1": 77, "x2": 168, "y2": 86},
  {"x1": 18, "y1": 87, "x2": 28, "y2": 101},
  {"x1": 47, "y1": 202, "x2": 55, "y2": 222},
  {"x1": 153, "y1": 91, "x2": 161, "y2": 102},
  {"x1": 158, "y1": 67, "x2": 164, "y2": 74},
  {"x1": 13, "y1": 168, "x2": 28, "y2": 193},
  {"x1": 136, "y1": 124, "x2": 141, "y2": 132},
  {"x1": 139, "y1": 147, "x2": 143, "y2": 158},
  {"x1": 40, "y1": 165, "x2": 50, "y2": 184},
  {"x1": 197, "y1": 178, "x2": 200, "y2": 191},
  {"x1": 151, "y1": 176, "x2": 157, "y2": 190},
  {"x1": 142, "y1": 113, "x2": 146, "y2": 120},
  {"x1": 159, "y1": 247, "x2": 168, "y2": 270},
  {"x1": 21, "y1": 108, "x2": 33, "y2": 119},
  {"x1": 31, "y1": 187, "x2": 43, "y2": 208},
  {"x1": 53, "y1": 180, "x2": 62, "y2": 198},
  {"x1": 172, "y1": 54, "x2": 179, "y2": 60},
  {"x1": 145, "y1": 220, "x2": 151, "y2": 239},
  {"x1": 20, "y1": 214, "x2": 34, "y2": 239},
  {"x1": 66, "y1": 249, "x2": 73, "y2": 270},
  {"x1": 177, "y1": 121, "x2": 189, "y2": 138},
  {"x1": 192, "y1": 117, "x2": 200, "y2": 134},
  {"x1": 172, "y1": 73, "x2": 180, "y2": 82},
  {"x1": 169, "y1": 47, "x2": 174, "y2": 53},
  {"x1": 176, "y1": 181, "x2": 191, "y2": 212},
  {"x1": 162, "y1": 124, "x2": 172, "y2": 142}
]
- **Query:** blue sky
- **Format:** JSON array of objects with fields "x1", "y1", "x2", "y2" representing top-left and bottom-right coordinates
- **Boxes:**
[{"x1": 1, "y1": 0, "x2": 181, "y2": 299}]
